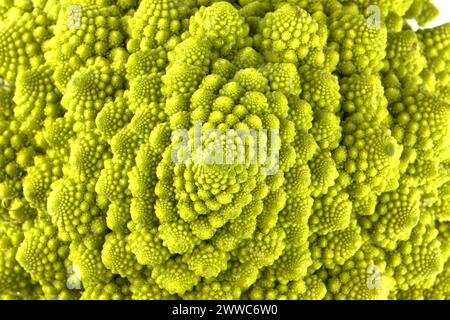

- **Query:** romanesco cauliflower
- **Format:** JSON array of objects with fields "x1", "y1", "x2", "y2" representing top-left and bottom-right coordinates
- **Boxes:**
[{"x1": 0, "y1": 0, "x2": 449, "y2": 300}]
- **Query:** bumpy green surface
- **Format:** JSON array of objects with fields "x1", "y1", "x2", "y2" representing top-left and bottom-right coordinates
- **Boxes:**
[{"x1": 0, "y1": 0, "x2": 449, "y2": 300}]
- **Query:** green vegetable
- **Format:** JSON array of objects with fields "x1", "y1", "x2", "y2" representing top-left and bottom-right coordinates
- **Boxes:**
[{"x1": 0, "y1": 0, "x2": 449, "y2": 300}]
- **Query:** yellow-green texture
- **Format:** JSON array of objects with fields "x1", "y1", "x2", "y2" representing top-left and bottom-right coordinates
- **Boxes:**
[{"x1": 0, "y1": 0, "x2": 449, "y2": 300}]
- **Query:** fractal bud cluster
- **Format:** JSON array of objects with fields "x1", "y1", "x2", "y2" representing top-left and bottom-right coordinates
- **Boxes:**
[{"x1": 0, "y1": 0, "x2": 450, "y2": 300}]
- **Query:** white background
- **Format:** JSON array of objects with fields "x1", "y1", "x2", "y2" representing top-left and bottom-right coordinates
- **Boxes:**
[{"x1": 411, "y1": 0, "x2": 450, "y2": 29}]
